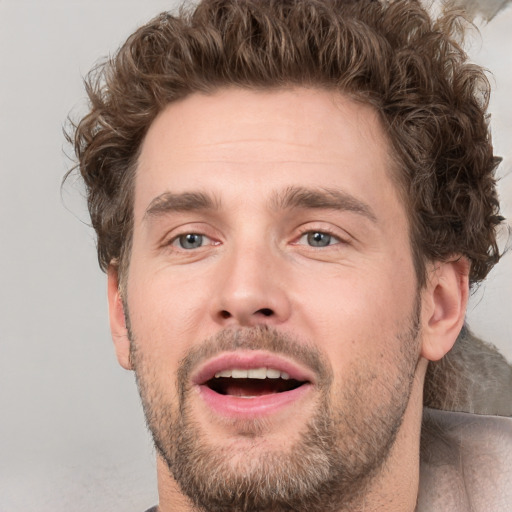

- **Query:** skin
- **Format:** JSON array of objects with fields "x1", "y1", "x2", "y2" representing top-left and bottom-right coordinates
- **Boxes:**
[{"x1": 107, "y1": 88, "x2": 469, "y2": 511}]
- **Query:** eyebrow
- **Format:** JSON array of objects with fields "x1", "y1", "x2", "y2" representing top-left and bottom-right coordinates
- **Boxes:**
[
  {"x1": 144, "y1": 191, "x2": 220, "y2": 220},
  {"x1": 143, "y1": 186, "x2": 377, "y2": 223},
  {"x1": 271, "y1": 186, "x2": 377, "y2": 222}
]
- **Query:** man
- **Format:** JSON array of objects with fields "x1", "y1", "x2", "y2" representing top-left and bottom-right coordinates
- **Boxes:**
[{"x1": 69, "y1": 0, "x2": 511, "y2": 510}]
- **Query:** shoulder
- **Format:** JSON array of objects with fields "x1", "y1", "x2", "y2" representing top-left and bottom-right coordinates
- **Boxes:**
[{"x1": 417, "y1": 408, "x2": 512, "y2": 512}]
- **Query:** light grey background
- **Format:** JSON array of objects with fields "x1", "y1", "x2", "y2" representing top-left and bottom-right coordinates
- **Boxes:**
[{"x1": 0, "y1": 2, "x2": 510, "y2": 511}]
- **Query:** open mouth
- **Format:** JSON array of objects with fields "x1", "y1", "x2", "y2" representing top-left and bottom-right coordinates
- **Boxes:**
[
  {"x1": 193, "y1": 352, "x2": 315, "y2": 416},
  {"x1": 205, "y1": 367, "x2": 307, "y2": 398}
]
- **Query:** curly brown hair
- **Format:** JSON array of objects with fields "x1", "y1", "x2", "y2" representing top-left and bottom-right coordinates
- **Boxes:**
[{"x1": 68, "y1": 0, "x2": 503, "y2": 288}]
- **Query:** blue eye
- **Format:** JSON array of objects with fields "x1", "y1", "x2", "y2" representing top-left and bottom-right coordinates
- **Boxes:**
[
  {"x1": 308, "y1": 232, "x2": 332, "y2": 247},
  {"x1": 298, "y1": 231, "x2": 338, "y2": 247},
  {"x1": 177, "y1": 233, "x2": 204, "y2": 249}
]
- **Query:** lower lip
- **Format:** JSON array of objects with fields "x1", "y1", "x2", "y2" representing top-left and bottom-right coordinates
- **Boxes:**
[{"x1": 197, "y1": 383, "x2": 313, "y2": 418}]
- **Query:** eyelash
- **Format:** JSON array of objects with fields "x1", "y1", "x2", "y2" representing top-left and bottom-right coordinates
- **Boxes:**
[
  {"x1": 162, "y1": 226, "x2": 349, "y2": 252},
  {"x1": 294, "y1": 227, "x2": 348, "y2": 248},
  {"x1": 167, "y1": 232, "x2": 216, "y2": 250}
]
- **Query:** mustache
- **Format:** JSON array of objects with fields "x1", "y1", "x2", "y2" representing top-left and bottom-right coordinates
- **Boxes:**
[{"x1": 177, "y1": 325, "x2": 333, "y2": 391}]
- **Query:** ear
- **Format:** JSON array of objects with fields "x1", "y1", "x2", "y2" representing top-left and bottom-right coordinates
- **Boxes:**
[
  {"x1": 420, "y1": 257, "x2": 470, "y2": 362},
  {"x1": 107, "y1": 265, "x2": 133, "y2": 370}
]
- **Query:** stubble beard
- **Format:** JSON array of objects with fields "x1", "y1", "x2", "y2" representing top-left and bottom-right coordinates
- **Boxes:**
[{"x1": 129, "y1": 311, "x2": 421, "y2": 512}]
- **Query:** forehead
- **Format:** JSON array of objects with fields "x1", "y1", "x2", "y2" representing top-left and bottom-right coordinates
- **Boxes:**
[{"x1": 135, "y1": 87, "x2": 401, "y2": 218}]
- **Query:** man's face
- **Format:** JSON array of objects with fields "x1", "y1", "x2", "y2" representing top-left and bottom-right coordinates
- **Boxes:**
[{"x1": 120, "y1": 88, "x2": 423, "y2": 511}]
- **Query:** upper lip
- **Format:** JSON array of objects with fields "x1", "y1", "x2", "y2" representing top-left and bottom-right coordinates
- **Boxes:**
[{"x1": 191, "y1": 351, "x2": 316, "y2": 386}]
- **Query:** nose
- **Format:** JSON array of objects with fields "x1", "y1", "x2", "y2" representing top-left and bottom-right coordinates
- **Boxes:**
[{"x1": 210, "y1": 242, "x2": 292, "y2": 327}]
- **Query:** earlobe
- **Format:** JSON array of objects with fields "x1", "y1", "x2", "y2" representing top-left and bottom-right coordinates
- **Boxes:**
[
  {"x1": 107, "y1": 265, "x2": 133, "y2": 370},
  {"x1": 420, "y1": 257, "x2": 470, "y2": 362}
]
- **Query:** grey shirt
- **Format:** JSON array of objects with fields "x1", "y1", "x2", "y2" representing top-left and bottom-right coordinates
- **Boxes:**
[{"x1": 417, "y1": 408, "x2": 512, "y2": 511}]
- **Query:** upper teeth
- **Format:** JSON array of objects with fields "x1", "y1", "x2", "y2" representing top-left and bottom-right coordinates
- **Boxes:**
[{"x1": 214, "y1": 368, "x2": 290, "y2": 380}]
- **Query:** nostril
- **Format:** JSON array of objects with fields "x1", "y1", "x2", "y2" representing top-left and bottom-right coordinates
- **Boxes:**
[{"x1": 218, "y1": 308, "x2": 274, "y2": 321}]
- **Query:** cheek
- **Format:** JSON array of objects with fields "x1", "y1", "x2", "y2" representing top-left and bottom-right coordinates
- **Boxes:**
[
  {"x1": 126, "y1": 267, "x2": 210, "y2": 364},
  {"x1": 301, "y1": 259, "x2": 415, "y2": 322},
  {"x1": 297, "y1": 260, "x2": 417, "y2": 361}
]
